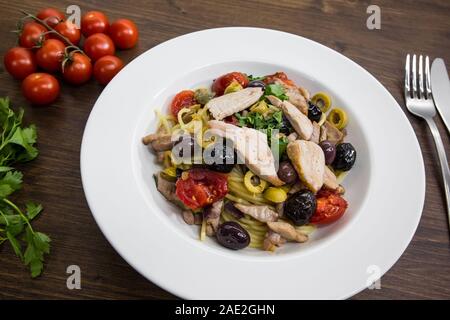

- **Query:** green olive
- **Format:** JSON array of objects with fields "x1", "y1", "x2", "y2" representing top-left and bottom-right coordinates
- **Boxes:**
[
  {"x1": 311, "y1": 92, "x2": 332, "y2": 113},
  {"x1": 327, "y1": 108, "x2": 348, "y2": 130},
  {"x1": 264, "y1": 187, "x2": 287, "y2": 203}
]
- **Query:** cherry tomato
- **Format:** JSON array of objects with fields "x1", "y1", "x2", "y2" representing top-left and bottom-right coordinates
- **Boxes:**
[
  {"x1": 175, "y1": 168, "x2": 228, "y2": 209},
  {"x1": 212, "y1": 72, "x2": 248, "y2": 96},
  {"x1": 62, "y1": 52, "x2": 92, "y2": 85},
  {"x1": 81, "y1": 11, "x2": 109, "y2": 37},
  {"x1": 108, "y1": 19, "x2": 138, "y2": 49},
  {"x1": 19, "y1": 22, "x2": 48, "y2": 48},
  {"x1": 36, "y1": 39, "x2": 65, "y2": 72},
  {"x1": 170, "y1": 90, "x2": 196, "y2": 117},
  {"x1": 310, "y1": 189, "x2": 348, "y2": 224},
  {"x1": 93, "y1": 55, "x2": 124, "y2": 85},
  {"x1": 37, "y1": 8, "x2": 65, "y2": 28},
  {"x1": 3, "y1": 47, "x2": 37, "y2": 80},
  {"x1": 22, "y1": 73, "x2": 60, "y2": 105},
  {"x1": 53, "y1": 20, "x2": 81, "y2": 45},
  {"x1": 263, "y1": 72, "x2": 295, "y2": 86},
  {"x1": 83, "y1": 33, "x2": 115, "y2": 61}
]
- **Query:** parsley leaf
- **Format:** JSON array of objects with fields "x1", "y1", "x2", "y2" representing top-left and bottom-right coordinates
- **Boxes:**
[
  {"x1": 234, "y1": 110, "x2": 291, "y2": 158},
  {"x1": 247, "y1": 74, "x2": 266, "y2": 82},
  {"x1": 0, "y1": 97, "x2": 49, "y2": 278},
  {"x1": 265, "y1": 84, "x2": 289, "y2": 101}
]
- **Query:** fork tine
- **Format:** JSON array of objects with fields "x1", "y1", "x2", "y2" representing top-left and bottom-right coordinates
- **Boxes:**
[
  {"x1": 405, "y1": 54, "x2": 411, "y2": 98},
  {"x1": 412, "y1": 54, "x2": 417, "y2": 98},
  {"x1": 419, "y1": 55, "x2": 424, "y2": 98},
  {"x1": 425, "y1": 56, "x2": 432, "y2": 99}
]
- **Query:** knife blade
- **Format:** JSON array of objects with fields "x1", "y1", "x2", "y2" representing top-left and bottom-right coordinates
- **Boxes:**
[{"x1": 431, "y1": 58, "x2": 450, "y2": 135}]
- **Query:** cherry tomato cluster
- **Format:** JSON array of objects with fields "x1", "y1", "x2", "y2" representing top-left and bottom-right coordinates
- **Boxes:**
[{"x1": 3, "y1": 8, "x2": 139, "y2": 105}]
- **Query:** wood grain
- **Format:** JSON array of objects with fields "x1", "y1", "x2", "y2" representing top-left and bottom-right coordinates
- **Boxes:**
[{"x1": 0, "y1": 0, "x2": 449, "y2": 299}]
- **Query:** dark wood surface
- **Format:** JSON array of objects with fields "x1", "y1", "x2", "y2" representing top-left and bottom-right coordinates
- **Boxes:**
[{"x1": 0, "y1": 0, "x2": 449, "y2": 300}]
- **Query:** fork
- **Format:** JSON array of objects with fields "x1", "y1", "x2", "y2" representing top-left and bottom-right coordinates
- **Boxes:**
[{"x1": 405, "y1": 54, "x2": 450, "y2": 234}]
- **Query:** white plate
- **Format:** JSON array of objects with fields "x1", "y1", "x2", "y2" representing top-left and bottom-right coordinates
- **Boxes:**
[{"x1": 80, "y1": 27, "x2": 425, "y2": 299}]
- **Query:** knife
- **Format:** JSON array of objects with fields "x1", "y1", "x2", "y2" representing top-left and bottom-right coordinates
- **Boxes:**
[{"x1": 431, "y1": 58, "x2": 450, "y2": 135}]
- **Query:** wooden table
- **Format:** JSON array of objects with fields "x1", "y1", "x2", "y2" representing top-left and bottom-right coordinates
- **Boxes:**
[{"x1": 0, "y1": 0, "x2": 449, "y2": 300}]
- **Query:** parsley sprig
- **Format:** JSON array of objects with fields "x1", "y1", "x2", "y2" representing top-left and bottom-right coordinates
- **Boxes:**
[
  {"x1": 235, "y1": 110, "x2": 291, "y2": 157},
  {"x1": 0, "y1": 97, "x2": 49, "y2": 277}
]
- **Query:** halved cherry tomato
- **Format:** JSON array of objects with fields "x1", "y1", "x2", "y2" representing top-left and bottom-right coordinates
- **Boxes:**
[
  {"x1": 19, "y1": 22, "x2": 48, "y2": 48},
  {"x1": 212, "y1": 72, "x2": 248, "y2": 96},
  {"x1": 93, "y1": 55, "x2": 124, "y2": 85},
  {"x1": 22, "y1": 73, "x2": 60, "y2": 105},
  {"x1": 36, "y1": 39, "x2": 65, "y2": 72},
  {"x1": 109, "y1": 19, "x2": 139, "y2": 49},
  {"x1": 81, "y1": 11, "x2": 109, "y2": 37},
  {"x1": 83, "y1": 33, "x2": 115, "y2": 61},
  {"x1": 170, "y1": 90, "x2": 196, "y2": 117},
  {"x1": 62, "y1": 52, "x2": 92, "y2": 85},
  {"x1": 175, "y1": 168, "x2": 228, "y2": 209},
  {"x1": 263, "y1": 72, "x2": 295, "y2": 86},
  {"x1": 310, "y1": 189, "x2": 348, "y2": 224},
  {"x1": 37, "y1": 8, "x2": 65, "y2": 28},
  {"x1": 53, "y1": 20, "x2": 81, "y2": 45},
  {"x1": 3, "y1": 47, "x2": 37, "y2": 80}
]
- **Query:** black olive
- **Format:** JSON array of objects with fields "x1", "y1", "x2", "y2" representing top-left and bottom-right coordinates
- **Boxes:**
[
  {"x1": 279, "y1": 114, "x2": 293, "y2": 135},
  {"x1": 284, "y1": 190, "x2": 317, "y2": 226},
  {"x1": 247, "y1": 80, "x2": 266, "y2": 89},
  {"x1": 205, "y1": 139, "x2": 236, "y2": 173},
  {"x1": 319, "y1": 140, "x2": 336, "y2": 165},
  {"x1": 277, "y1": 161, "x2": 298, "y2": 184},
  {"x1": 175, "y1": 168, "x2": 183, "y2": 179},
  {"x1": 332, "y1": 143, "x2": 356, "y2": 171},
  {"x1": 216, "y1": 221, "x2": 250, "y2": 250},
  {"x1": 307, "y1": 100, "x2": 322, "y2": 123}
]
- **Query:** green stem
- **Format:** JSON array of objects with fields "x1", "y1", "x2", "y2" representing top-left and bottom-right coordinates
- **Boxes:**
[
  {"x1": 0, "y1": 209, "x2": 9, "y2": 226},
  {"x1": 20, "y1": 10, "x2": 85, "y2": 54},
  {"x1": 2, "y1": 199, "x2": 33, "y2": 234}
]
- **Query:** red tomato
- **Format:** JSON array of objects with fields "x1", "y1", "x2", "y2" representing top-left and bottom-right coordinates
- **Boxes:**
[
  {"x1": 175, "y1": 168, "x2": 228, "y2": 209},
  {"x1": 19, "y1": 22, "x2": 48, "y2": 48},
  {"x1": 212, "y1": 72, "x2": 249, "y2": 96},
  {"x1": 62, "y1": 52, "x2": 92, "y2": 85},
  {"x1": 108, "y1": 19, "x2": 138, "y2": 49},
  {"x1": 53, "y1": 20, "x2": 81, "y2": 45},
  {"x1": 81, "y1": 11, "x2": 109, "y2": 37},
  {"x1": 22, "y1": 73, "x2": 60, "y2": 105},
  {"x1": 3, "y1": 47, "x2": 37, "y2": 80},
  {"x1": 170, "y1": 90, "x2": 196, "y2": 117},
  {"x1": 224, "y1": 115, "x2": 238, "y2": 125},
  {"x1": 93, "y1": 55, "x2": 124, "y2": 85},
  {"x1": 37, "y1": 8, "x2": 65, "y2": 28},
  {"x1": 36, "y1": 39, "x2": 65, "y2": 72},
  {"x1": 310, "y1": 189, "x2": 348, "y2": 224},
  {"x1": 263, "y1": 72, "x2": 295, "y2": 86},
  {"x1": 83, "y1": 33, "x2": 115, "y2": 61}
]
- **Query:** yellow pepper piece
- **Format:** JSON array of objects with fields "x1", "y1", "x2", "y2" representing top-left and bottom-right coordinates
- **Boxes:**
[
  {"x1": 224, "y1": 80, "x2": 243, "y2": 94},
  {"x1": 163, "y1": 166, "x2": 177, "y2": 178},
  {"x1": 250, "y1": 100, "x2": 269, "y2": 114}
]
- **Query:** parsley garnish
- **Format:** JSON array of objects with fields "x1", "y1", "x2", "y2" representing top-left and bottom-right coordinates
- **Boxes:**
[
  {"x1": 265, "y1": 84, "x2": 288, "y2": 101},
  {"x1": 247, "y1": 74, "x2": 266, "y2": 82},
  {"x1": 235, "y1": 110, "x2": 291, "y2": 157},
  {"x1": 0, "y1": 97, "x2": 49, "y2": 278}
]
